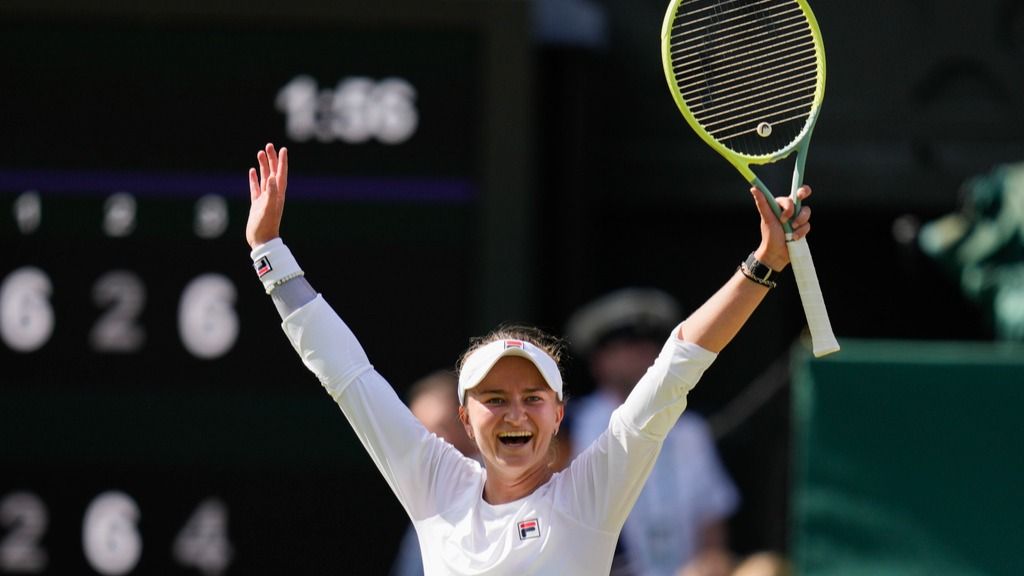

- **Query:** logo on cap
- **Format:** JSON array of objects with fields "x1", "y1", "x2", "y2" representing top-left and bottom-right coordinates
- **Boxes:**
[
  {"x1": 504, "y1": 340, "x2": 525, "y2": 350},
  {"x1": 518, "y1": 518, "x2": 540, "y2": 540}
]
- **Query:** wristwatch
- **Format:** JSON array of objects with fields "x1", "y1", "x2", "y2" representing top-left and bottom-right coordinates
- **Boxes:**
[{"x1": 739, "y1": 252, "x2": 779, "y2": 289}]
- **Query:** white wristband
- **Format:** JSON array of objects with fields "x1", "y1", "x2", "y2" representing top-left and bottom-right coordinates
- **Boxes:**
[{"x1": 250, "y1": 238, "x2": 304, "y2": 294}]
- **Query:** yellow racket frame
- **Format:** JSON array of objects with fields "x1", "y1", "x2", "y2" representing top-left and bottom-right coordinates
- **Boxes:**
[
  {"x1": 661, "y1": 0, "x2": 838, "y2": 357},
  {"x1": 661, "y1": 0, "x2": 827, "y2": 185}
]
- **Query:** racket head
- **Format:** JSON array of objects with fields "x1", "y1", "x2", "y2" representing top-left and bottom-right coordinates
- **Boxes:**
[{"x1": 661, "y1": 0, "x2": 826, "y2": 176}]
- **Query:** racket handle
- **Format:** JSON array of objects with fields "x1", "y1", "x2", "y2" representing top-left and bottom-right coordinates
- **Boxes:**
[{"x1": 786, "y1": 237, "x2": 840, "y2": 357}]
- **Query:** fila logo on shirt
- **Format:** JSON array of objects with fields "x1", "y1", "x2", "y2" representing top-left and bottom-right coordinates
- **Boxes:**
[{"x1": 518, "y1": 518, "x2": 540, "y2": 540}]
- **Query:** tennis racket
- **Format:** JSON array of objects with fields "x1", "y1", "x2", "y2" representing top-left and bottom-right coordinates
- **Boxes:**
[{"x1": 661, "y1": 0, "x2": 839, "y2": 357}]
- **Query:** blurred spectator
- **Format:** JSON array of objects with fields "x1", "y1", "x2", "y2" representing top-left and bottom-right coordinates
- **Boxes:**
[
  {"x1": 390, "y1": 370, "x2": 479, "y2": 576},
  {"x1": 677, "y1": 549, "x2": 735, "y2": 576},
  {"x1": 729, "y1": 552, "x2": 792, "y2": 576},
  {"x1": 919, "y1": 161, "x2": 1024, "y2": 340},
  {"x1": 566, "y1": 288, "x2": 740, "y2": 576},
  {"x1": 406, "y1": 370, "x2": 479, "y2": 459}
]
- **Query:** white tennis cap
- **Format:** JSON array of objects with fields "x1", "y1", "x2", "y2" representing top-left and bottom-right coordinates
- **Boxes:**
[{"x1": 457, "y1": 339, "x2": 563, "y2": 405}]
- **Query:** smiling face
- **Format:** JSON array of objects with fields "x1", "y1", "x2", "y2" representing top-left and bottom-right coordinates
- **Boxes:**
[{"x1": 459, "y1": 356, "x2": 564, "y2": 492}]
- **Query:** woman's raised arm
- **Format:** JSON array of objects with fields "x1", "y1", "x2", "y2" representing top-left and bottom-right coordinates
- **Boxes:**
[{"x1": 678, "y1": 185, "x2": 813, "y2": 352}]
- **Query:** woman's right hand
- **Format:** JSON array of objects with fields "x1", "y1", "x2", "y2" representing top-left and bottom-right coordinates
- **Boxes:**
[{"x1": 246, "y1": 143, "x2": 288, "y2": 249}]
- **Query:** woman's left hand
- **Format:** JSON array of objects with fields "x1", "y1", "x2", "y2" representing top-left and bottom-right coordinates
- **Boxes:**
[{"x1": 246, "y1": 143, "x2": 289, "y2": 249}]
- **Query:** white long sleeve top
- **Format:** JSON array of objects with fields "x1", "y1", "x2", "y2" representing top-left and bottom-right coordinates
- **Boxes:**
[{"x1": 281, "y1": 294, "x2": 716, "y2": 575}]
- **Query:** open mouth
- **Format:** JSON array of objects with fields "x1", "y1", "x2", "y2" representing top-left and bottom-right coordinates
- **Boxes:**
[{"x1": 498, "y1": 431, "x2": 534, "y2": 446}]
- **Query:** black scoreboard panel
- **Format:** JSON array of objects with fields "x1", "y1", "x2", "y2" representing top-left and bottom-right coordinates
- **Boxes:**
[{"x1": 1, "y1": 2, "x2": 532, "y2": 573}]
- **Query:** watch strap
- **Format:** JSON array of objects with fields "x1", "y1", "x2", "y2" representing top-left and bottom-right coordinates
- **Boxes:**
[{"x1": 739, "y1": 252, "x2": 779, "y2": 289}]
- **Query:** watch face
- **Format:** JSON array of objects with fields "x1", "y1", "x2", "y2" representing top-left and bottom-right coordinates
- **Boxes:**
[{"x1": 745, "y1": 253, "x2": 770, "y2": 278}]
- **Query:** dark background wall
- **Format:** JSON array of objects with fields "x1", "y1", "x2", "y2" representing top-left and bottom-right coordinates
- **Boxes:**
[{"x1": 1, "y1": 0, "x2": 1022, "y2": 572}]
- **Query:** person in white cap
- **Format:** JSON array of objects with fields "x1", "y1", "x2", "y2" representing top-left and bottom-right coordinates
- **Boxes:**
[
  {"x1": 565, "y1": 288, "x2": 739, "y2": 576},
  {"x1": 244, "y1": 143, "x2": 814, "y2": 575}
]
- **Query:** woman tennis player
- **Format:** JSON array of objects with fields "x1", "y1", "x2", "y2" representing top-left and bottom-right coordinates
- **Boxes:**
[{"x1": 245, "y1": 143, "x2": 813, "y2": 575}]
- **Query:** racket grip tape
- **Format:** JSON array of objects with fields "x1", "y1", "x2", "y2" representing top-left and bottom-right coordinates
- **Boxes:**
[{"x1": 786, "y1": 237, "x2": 840, "y2": 357}]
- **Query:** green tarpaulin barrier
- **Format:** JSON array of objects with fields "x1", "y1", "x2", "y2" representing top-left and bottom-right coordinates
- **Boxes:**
[{"x1": 792, "y1": 339, "x2": 1024, "y2": 576}]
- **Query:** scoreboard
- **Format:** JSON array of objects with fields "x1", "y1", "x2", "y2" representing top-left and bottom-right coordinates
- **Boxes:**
[{"x1": 0, "y1": 1, "x2": 532, "y2": 573}]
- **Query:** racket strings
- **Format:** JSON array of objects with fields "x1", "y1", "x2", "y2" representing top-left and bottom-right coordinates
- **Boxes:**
[
  {"x1": 689, "y1": 67, "x2": 816, "y2": 126},
  {"x1": 675, "y1": 38, "x2": 816, "y2": 106},
  {"x1": 668, "y1": 0, "x2": 820, "y2": 156},
  {"x1": 670, "y1": 0, "x2": 800, "y2": 53},
  {"x1": 676, "y1": 0, "x2": 779, "y2": 27},
  {"x1": 677, "y1": 49, "x2": 815, "y2": 99},
  {"x1": 670, "y1": 16, "x2": 809, "y2": 76}
]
